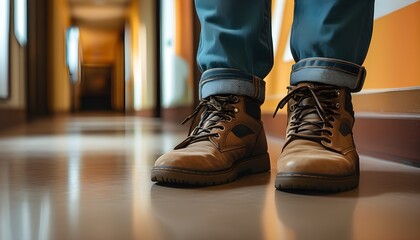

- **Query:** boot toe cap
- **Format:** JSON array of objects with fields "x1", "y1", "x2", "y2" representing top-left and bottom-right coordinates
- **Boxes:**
[{"x1": 277, "y1": 144, "x2": 357, "y2": 177}]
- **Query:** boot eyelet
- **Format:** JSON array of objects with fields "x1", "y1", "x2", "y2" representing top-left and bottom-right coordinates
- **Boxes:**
[
  {"x1": 335, "y1": 103, "x2": 340, "y2": 109},
  {"x1": 290, "y1": 105, "x2": 296, "y2": 111},
  {"x1": 215, "y1": 133, "x2": 220, "y2": 138},
  {"x1": 336, "y1": 90, "x2": 340, "y2": 96},
  {"x1": 234, "y1": 108, "x2": 239, "y2": 113}
]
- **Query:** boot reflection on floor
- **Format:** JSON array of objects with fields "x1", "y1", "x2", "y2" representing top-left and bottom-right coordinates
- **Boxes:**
[
  {"x1": 150, "y1": 173, "x2": 270, "y2": 240},
  {"x1": 275, "y1": 190, "x2": 357, "y2": 240}
]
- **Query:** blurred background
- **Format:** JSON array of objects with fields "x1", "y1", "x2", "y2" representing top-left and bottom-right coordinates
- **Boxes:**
[{"x1": 0, "y1": 0, "x2": 199, "y2": 119}]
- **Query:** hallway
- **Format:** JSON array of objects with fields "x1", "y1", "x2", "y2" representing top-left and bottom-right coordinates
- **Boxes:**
[{"x1": 0, "y1": 115, "x2": 419, "y2": 240}]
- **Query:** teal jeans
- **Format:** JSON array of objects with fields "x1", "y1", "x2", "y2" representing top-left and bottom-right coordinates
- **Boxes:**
[{"x1": 195, "y1": 0, "x2": 375, "y2": 103}]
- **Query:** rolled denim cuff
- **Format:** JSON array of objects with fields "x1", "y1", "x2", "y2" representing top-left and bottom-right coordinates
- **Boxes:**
[
  {"x1": 290, "y1": 57, "x2": 366, "y2": 92},
  {"x1": 199, "y1": 68, "x2": 266, "y2": 103}
]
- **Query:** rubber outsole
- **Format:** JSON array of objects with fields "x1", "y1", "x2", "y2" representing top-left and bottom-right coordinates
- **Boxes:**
[
  {"x1": 275, "y1": 172, "x2": 359, "y2": 192},
  {"x1": 151, "y1": 153, "x2": 270, "y2": 187}
]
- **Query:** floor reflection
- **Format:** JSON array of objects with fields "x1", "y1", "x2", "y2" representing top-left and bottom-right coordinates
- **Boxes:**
[
  {"x1": 150, "y1": 173, "x2": 270, "y2": 240},
  {"x1": 0, "y1": 162, "x2": 11, "y2": 240},
  {"x1": 0, "y1": 115, "x2": 419, "y2": 240},
  {"x1": 275, "y1": 191, "x2": 358, "y2": 240}
]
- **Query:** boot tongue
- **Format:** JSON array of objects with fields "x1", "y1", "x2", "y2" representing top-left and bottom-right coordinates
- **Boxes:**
[{"x1": 201, "y1": 114, "x2": 221, "y2": 131}]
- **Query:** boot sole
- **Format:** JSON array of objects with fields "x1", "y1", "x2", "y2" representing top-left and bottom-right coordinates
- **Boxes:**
[
  {"x1": 151, "y1": 153, "x2": 270, "y2": 186},
  {"x1": 275, "y1": 172, "x2": 359, "y2": 192}
]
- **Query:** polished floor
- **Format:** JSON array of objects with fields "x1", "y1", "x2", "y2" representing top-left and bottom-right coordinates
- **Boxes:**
[{"x1": 0, "y1": 115, "x2": 419, "y2": 240}]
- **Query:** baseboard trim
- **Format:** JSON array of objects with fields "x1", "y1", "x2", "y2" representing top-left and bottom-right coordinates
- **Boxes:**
[
  {"x1": 352, "y1": 88, "x2": 420, "y2": 114},
  {"x1": 263, "y1": 113, "x2": 420, "y2": 168}
]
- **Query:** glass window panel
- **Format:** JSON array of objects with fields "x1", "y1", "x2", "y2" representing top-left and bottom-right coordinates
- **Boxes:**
[
  {"x1": 14, "y1": 0, "x2": 27, "y2": 46},
  {"x1": 0, "y1": 0, "x2": 10, "y2": 99}
]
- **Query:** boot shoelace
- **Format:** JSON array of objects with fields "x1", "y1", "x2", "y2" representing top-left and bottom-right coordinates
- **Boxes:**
[
  {"x1": 174, "y1": 95, "x2": 239, "y2": 149},
  {"x1": 273, "y1": 85, "x2": 341, "y2": 144}
]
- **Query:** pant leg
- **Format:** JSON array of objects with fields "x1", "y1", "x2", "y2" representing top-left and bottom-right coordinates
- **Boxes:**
[
  {"x1": 195, "y1": 0, "x2": 273, "y2": 103},
  {"x1": 290, "y1": 0, "x2": 375, "y2": 92}
]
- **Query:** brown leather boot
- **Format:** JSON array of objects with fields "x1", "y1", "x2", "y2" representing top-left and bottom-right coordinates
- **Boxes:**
[
  {"x1": 151, "y1": 95, "x2": 270, "y2": 186},
  {"x1": 274, "y1": 83, "x2": 359, "y2": 192}
]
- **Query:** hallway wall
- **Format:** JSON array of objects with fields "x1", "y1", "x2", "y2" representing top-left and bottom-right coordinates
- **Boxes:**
[
  {"x1": 113, "y1": 38, "x2": 125, "y2": 111},
  {"x1": 126, "y1": 0, "x2": 157, "y2": 112},
  {"x1": 48, "y1": 0, "x2": 72, "y2": 113},
  {"x1": 161, "y1": 0, "x2": 194, "y2": 108}
]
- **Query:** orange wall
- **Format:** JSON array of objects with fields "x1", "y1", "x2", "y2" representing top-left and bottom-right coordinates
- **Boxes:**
[
  {"x1": 363, "y1": 3, "x2": 419, "y2": 89},
  {"x1": 175, "y1": 0, "x2": 194, "y2": 105},
  {"x1": 113, "y1": 39, "x2": 125, "y2": 111},
  {"x1": 48, "y1": 0, "x2": 72, "y2": 112},
  {"x1": 262, "y1": 1, "x2": 420, "y2": 113}
]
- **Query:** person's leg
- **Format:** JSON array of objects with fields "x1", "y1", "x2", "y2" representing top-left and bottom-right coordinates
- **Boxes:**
[
  {"x1": 290, "y1": 0, "x2": 374, "y2": 90},
  {"x1": 275, "y1": 0, "x2": 375, "y2": 192},
  {"x1": 196, "y1": 0, "x2": 273, "y2": 102},
  {"x1": 151, "y1": 0, "x2": 273, "y2": 186}
]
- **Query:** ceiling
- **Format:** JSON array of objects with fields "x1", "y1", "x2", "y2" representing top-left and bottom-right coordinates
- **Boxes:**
[
  {"x1": 68, "y1": 0, "x2": 131, "y2": 64},
  {"x1": 69, "y1": 0, "x2": 131, "y2": 29},
  {"x1": 79, "y1": 28, "x2": 121, "y2": 64}
]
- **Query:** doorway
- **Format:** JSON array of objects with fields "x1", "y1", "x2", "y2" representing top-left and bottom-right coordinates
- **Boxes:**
[{"x1": 79, "y1": 65, "x2": 113, "y2": 111}]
